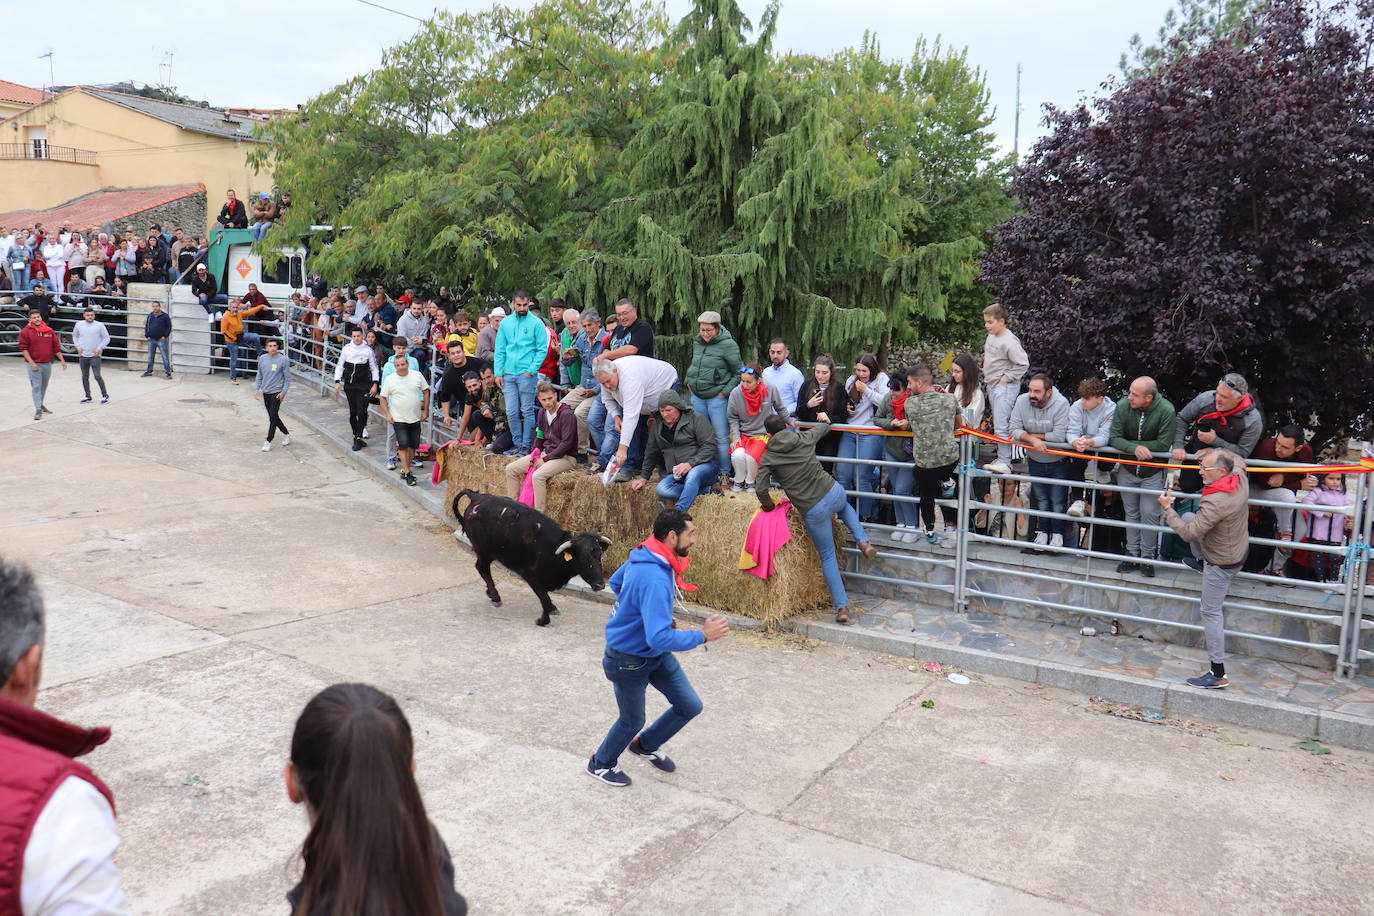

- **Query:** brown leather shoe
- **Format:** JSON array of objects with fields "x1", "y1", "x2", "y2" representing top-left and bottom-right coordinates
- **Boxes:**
[
  {"x1": 835, "y1": 606, "x2": 850, "y2": 625},
  {"x1": 858, "y1": 541, "x2": 877, "y2": 559}
]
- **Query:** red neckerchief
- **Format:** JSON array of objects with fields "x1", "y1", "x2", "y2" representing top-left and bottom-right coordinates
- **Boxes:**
[
  {"x1": 1202, "y1": 473, "x2": 1240, "y2": 496},
  {"x1": 891, "y1": 390, "x2": 911, "y2": 421},
  {"x1": 742, "y1": 379, "x2": 769, "y2": 416},
  {"x1": 28, "y1": 321, "x2": 54, "y2": 335},
  {"x1": 1201, "y1": 393, "x2": 1252, "y2": 426},
  {"x1": 640, "y1": 536, "x2": 698, "y2": 592}
]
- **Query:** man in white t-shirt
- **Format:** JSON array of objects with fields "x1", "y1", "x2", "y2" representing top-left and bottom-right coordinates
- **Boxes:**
[
  {"x1": 0, "y1": 558, "x2": 128, "y2": 915},
  {"x1": 379, "y1": 355, "x2": 431, "y2": 487}
]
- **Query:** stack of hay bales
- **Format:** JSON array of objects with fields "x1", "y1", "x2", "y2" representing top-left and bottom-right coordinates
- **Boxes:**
[{"x1": 441, "y1": 447, "x2": 833, "y2": 623}]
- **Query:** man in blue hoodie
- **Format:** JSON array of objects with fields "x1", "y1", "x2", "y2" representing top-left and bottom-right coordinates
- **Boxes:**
[{"x1": 587, "y1": 509, "x2": 729, "y2": 787}]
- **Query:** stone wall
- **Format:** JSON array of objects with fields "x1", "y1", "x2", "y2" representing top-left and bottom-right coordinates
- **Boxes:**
[{"x1": 99, "y1": 190, "x2": 207, "y2": 239}]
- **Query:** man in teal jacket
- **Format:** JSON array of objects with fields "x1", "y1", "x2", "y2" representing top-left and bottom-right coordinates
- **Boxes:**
[
  {"x1": 587, "y1": 509, "x2": 729, "y2": 787},
  {"x1": 493, "y1": 291, "x2": 546, "y2": 455}
]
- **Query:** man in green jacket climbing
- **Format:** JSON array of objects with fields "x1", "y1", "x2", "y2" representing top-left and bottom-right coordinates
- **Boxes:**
[
  {"x1": 755, "y1": 414, "x2": 877, "y2": 625},
  {"x1": 1107, "y1": 376, "x2": 1176, "y2": 576},
  {"x1": 631, "y1": 390, "x2": 722, "y2": 511}
]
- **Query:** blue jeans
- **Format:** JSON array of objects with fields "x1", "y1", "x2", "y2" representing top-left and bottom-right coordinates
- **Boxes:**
[
  {"x1": 586, "y1": 395, "x2": 607, "y2": 456},
  {"x1": 251, "y1": 221, "x2": 273, "y2": 242},
  {"x1": 690, "y1": 392, "x2": 731, "y2": 475},
  {"x1": 803, "y1": 481, "x2": 870, "y2": 611},
  {"x1": 655, "y1": 462, "x2": 719, "y2": 511},
  {"x1": 227, "y1": 333, "x2": 262, "y2": 380},
  {"x1": 1028, "y1": 459, "x2": 1070, "y2": 536},
  {"x1": 888, "y1": 464, "x2": 918, "y2": 528},
  {"x1": 598, "y1": 412, "x2": 650, "y2": 471},
  {"x1": 503, "y1": 372, "x2": 539, "y2": 450},
  {"x1": 198, "y1": 293, "x2": 228, "y2": 314},
  {"x1": 27, "y1": 362, "x2": 52, "y2": 410},
  {"x1": 593, "y1": 648, "x2": 703, "y2": 770},
  {"x1": 145, "y1": 338, "x2": 172, "y2": 374},
  {"x1": 836, "y1": 430, "x2": 885, "y2": 519},
  {"x1": 8, "y1": 264, "x2": 27, "y2": 293}
]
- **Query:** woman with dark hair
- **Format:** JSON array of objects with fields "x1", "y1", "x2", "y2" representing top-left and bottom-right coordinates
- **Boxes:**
[
  {"x1": 794, "y1": 355, "x2": 846, "y2": 475},
  {"x1": 949, "y1": 353, "x2": 984, "y2": 430},
  {"x1": 285, "y1": 683, "x2": 467, "y2": 916},
  {"x1": 838, "y1": 352, "x2": 889, "y2": 520}
]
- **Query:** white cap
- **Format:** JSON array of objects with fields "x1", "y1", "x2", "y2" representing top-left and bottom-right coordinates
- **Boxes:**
[{"x1": 489, "y1": 307, "x2": 507, "y2": 318}]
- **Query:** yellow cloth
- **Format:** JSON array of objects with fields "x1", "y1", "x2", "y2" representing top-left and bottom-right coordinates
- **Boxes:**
[{"x1": 738, "y1": 509, "x2": 762, "y2": 570}]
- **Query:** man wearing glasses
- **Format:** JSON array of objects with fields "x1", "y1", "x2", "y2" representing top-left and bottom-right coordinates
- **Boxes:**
[
  {"x1": 1171, "y1": 372, "x2": 1263, "y2": 491},
  {"x1": 1159, "y1": 451, "x2": 1250, "y2": 688}
]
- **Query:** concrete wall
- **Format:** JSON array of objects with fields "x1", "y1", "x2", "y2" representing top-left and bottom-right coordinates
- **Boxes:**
[
  {"x1": 0, "y1": 159, "x2": 102, "y2": 211},
  {"x1": 99, "y1": 192, "x2": 208, "y2": 241},
  {"x1": 0, "y1": 90, "x2": 270, "y2": 231}
]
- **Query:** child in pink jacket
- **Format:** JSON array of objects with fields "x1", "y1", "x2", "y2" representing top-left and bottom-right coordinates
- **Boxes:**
[{"x1": 1302, "y1": 471, "x2": 1352, "y2": 582}]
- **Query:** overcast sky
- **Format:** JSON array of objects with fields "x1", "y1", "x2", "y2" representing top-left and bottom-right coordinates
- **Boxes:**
[{"x1": 12, "y1": 0, "x2": 1181, "y2": 154}]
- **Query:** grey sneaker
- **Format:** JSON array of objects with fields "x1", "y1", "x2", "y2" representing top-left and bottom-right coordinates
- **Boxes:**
[
  {"x1": 612, "y1": 468, "x2": 635, "y2": 484},
  {"x1": 33, "y1": 410, "x2": 42, "y2": 420}
]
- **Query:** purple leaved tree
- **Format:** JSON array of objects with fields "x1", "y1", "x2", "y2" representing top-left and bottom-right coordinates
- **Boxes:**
[{"x1": 981, "y1": 0, "x2": 1374, "y2": 448}]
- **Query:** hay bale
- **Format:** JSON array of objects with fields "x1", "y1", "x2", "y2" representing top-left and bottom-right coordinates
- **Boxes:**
[{"x1": 441, "y1": 446, "x2": 832, "y2": 622}]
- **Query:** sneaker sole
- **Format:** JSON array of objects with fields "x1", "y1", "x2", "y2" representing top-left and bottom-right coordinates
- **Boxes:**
[{"x1": 1188, "y1": 681, "x2": 1228, "y2": 689}]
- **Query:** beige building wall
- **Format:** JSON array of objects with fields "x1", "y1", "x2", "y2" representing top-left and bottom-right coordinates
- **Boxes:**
[
  {"x1": 0, "y1": 90, "x2": 271, "y2": 231},
  {"x1": 0, "y1": 99, "x2": 32, "y2": 119}
]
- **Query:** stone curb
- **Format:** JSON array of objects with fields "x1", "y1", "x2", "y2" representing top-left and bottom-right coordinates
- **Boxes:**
[{"x1": 289, "y1": 399, "x2": 1374, "y2": 753}]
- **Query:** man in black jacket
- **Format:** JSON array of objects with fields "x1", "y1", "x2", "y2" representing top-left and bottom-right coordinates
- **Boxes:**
[
  {"x1": 141, "y1": 301, "x2": 173, "y2": 378},
  {"x1": 629, "y1": 390, "x2": 720, "y2": 511},
  {"x1": 189, "y1": 264, "x2": 227, "y2": 314},
  {"x1": 216, "y1": 189, "x2": 248, "y2": 229},
  {"x1": 18, "y1": 283, "x2": 59, "y2": 324}
]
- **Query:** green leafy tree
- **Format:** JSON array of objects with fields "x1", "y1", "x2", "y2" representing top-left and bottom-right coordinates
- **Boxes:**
[
  {"x1": 1121, "y1": 0, "x2": 1271, "y2": 77},
  {"x1": 252, "y1": 0, "x2": 670, "y2": 293}
]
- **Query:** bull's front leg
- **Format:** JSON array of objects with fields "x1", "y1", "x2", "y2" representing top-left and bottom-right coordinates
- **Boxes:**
[
  {"x1": 475, "y1": 553, "x2": 501, "y2": 606},
  {"x1": 523, "y1": 579, "x2": 560, "y2": 626}
]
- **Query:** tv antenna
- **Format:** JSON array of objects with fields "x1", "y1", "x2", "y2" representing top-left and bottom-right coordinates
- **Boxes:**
[{"x1": 38, "y1": 50, "x2": 54, "y2": 94}]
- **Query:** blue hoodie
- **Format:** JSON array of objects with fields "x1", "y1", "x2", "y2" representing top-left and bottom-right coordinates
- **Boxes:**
[{"x1": 604, "y1": 546, "x2": 706, "y2": 657}]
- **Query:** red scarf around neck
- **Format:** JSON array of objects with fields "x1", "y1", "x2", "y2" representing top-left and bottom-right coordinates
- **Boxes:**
[
  {"x1": 891, "y1": 390, "x2": 911, "y2": 421},
  {"x1": 1202, "y1": 473, "x2": 1240, "y2": 496},
  {"x1": 742, "y1": 379, "x2": 769, "y2": 416},
  {"x1": 1201, "y1": 393, "x2": 1252, "y2": 426},
  {"x1": 640, "y1": 535, "x2": 698, "y2": 592}
]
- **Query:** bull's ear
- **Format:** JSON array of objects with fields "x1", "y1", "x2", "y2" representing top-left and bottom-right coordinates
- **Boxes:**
[
  {"x1": 555, "y1": 540, "x2": 574, "y2": 556},
  {"x1": 597, "y1": 535, "x2": 612, "y2": 547}
]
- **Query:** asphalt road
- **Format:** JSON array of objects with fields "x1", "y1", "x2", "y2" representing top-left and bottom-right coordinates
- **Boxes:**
[{"x1": 4, "y1": 361, "x2": 1372, "y2": 915}]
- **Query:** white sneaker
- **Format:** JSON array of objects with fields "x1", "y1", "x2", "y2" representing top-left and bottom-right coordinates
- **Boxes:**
[
  {"x1": 1033, "y1": 531, "x2": 1048, "y2": 546},
  {"x1": 362, "y1": 428, "x2": 370, "y2": 439},
  {"x1": 891, "y1": 525, "x2": 908, "y2": 541},
  {"x1": 282, "y1": 434, "x2": 291, "y2": 446},
  {"x1": 1050, "y1": 533, "x2": 1064, "y2": 549},
  {"x1": 261, "y1": 441, "x2": 271, "y2": 452},
  {"x1": 902, "y1": 530, "x2": 919, "y2": 543},
  {"x1": 1067, "y1": 500, "x2": 1086, "y2": 518},
  {"x1": 984, "y1": 460, "x2": 1011, "y2": 475}
]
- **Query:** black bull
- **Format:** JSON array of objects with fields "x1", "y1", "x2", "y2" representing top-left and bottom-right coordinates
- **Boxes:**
[{"x1": 452, "y1": 489, "x2": 611, "y2": 626}]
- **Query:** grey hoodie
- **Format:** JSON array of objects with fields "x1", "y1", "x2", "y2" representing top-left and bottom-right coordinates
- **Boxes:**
[{"x1": 1009, "y1": 388, "x2": 1070, "y2": 463}]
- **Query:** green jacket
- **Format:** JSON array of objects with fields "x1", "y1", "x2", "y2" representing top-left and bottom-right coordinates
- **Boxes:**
[
  {"x1": 756, "y1": 423, "x2": 837, "y2": 516},
  {"x1": 874, "y1": 390, "x2": 911, "y2": 461},
  {"x1": 1108, "y1": 394, "x2": 1176, "y2": 456},
  {"x1": 639, "y1": 390, "x2": 719, "y2": 478},
  {"x1": 684, "y1": 327, "x2": 742, "y2": 399}
]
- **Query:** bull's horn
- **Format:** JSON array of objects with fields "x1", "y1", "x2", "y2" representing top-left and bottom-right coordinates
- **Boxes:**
[
  {"x1": 597, "y1": 535, "x2": 612, "y2": 547},
  {"x1": 555, "y1": 540, "x2": 574, "y2": 555}
]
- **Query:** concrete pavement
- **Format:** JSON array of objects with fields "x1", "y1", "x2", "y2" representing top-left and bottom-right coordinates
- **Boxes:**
[{"x1": 4, "y1": 359, "x2": 1374, "y2": 915}]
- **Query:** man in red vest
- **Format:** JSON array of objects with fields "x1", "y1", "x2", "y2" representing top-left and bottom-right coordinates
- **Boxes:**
[{"x1": 0, "y1": 559, "x2": 127, "y2": 913}]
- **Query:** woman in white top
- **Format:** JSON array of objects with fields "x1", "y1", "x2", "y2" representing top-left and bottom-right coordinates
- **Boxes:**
[
  {"x1": 333, "y1": 327, "x2": 380, "y2": 450},
  {"x1": 949, "y1": 353, "x2": 985, "y2": 429},
  {"x1": 837, "y1": 352, "x2": 889, "y2": 521},
  {"x1": 42, "y1": 240, "x2": 67, "y2": 295}
]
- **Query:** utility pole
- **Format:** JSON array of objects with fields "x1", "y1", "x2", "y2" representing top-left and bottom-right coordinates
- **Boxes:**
[{"x1": 1013, "y1": 62, "x2": 1023, "y2": 159}]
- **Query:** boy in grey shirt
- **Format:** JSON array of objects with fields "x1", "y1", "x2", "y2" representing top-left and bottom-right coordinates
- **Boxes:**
[{"x1": 254, "y1": 339, "x2": 292, "y2": 451}]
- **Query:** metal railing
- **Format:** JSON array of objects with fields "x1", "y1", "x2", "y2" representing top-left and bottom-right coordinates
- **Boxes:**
[
  {"x1": 0, "y1": 143, "x2": 98, "y2": 165},
  {"x1": 12, "y1": 298, "x2": 1369, "y2": 678}
]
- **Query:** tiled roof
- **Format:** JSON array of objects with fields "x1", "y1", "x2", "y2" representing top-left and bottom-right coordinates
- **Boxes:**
[
  {"x1": 82, "y1": 88, "x2": 267, "y2": 142},
  {"x1": 0, "y1": 80, "x2": 43, "y2": 106},
  {"x1": 0, "y1": 184, "x2": 205, "y2": 232}
]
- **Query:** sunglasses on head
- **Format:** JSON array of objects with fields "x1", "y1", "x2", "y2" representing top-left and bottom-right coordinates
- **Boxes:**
[{"x1": 739, "y1": 367, "x2": 758, "y2": 376}]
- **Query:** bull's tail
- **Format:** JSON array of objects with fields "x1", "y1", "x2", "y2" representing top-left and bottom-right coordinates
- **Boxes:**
[{"x1": 451, "y1": 488, "x2": 481, "y2": 529}]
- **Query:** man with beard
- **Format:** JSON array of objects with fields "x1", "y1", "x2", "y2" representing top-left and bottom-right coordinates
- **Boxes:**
[
  {"x1": 586, "y1": 509, "x2": 729, "y2": 787},
  {"x1": 760, "y1": 338, "x2": 805, "y2": 416}
]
